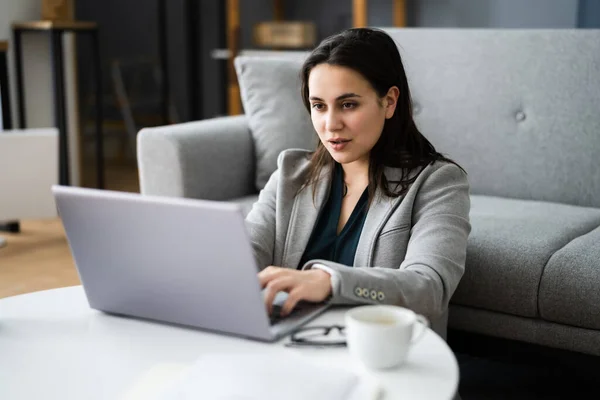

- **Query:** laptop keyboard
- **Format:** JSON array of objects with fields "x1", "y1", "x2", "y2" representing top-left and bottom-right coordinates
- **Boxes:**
[{"x1": 269, "y1": 301, "x2": 319, "y2": 325}]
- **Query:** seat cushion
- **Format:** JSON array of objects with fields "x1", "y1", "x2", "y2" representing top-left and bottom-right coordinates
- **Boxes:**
[
  {"x1": 539, "y1": 226, "x2": 600, "y2": 330},
  {"x1": 230, "y1": 194, "x2": 259, "y2": 218},
  {"x1": 234, "y1": 55, "x2": 316, "y2": 191},
  {"x1": 451, "y1": 195, "x2": 600, "y2": 318}
]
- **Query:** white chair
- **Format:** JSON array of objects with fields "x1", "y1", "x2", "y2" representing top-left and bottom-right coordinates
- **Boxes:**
[{"x1": 0, "y1": 128, "x2": 59, "y2": 247}]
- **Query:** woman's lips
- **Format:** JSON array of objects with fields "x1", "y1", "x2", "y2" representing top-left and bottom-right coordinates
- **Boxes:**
[{"x1": 329, "y1": 139, "x2": 351, "y2": 151}]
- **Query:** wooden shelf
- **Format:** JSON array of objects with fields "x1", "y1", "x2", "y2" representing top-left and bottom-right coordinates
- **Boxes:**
[
  {"x1": 211, "y1": 48, "x2": 306, "y2": 60},
  {"x1": 225, "y1": 0, "x2": 406, "y2": 116},
  {"x1": 0, "y1": 41, "x2": 8, "y2": 52},
  {"x1": 394, "y1": 0, "x2": 407, "y2": 27},
  {"x1": 12, "y1": 20, "x2": 98, "y2": 31},
  {"x1": 226, "y1": 0, "x2": 241, "y2": 116},
  {"x1": 353, "y1": 0, "x2": 367, "y2": 27}
]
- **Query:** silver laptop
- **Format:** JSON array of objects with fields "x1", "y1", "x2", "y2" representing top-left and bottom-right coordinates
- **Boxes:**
[{"x1": 52, "y1": 185, "x2": 329, "y2": 342}]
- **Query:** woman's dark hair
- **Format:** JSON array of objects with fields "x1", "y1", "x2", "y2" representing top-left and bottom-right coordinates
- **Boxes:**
[{"x1": 300, "y1": 27, "x2": 463, "y2": 202}]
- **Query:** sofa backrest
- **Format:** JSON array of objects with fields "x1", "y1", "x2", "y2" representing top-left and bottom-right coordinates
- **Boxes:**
[
  {"x1": 387, "y1": 28, "x2": 600, "y2": 208},
  {"x1": 236, "y1": 29, "x2": 600, "y2": 208}
]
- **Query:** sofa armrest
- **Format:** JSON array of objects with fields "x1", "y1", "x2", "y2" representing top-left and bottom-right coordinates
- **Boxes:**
[{"x1": 137, "y1": 115, "x2": 256, "y2": 200}]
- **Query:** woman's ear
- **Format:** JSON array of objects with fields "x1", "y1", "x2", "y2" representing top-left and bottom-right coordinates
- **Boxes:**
[{"x1": 384, "y1": 86, "x2": 400, "y2": 119}]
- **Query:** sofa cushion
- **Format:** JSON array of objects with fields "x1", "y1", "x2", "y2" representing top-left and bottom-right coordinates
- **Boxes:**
[
  {"x1": 451, "y1": 195, "x2": 600, "y2": 318},
  {"x1": 230, "y1": 194, "x2": 259, "y2": 218},
  {"x1": 234, "y1": 55, "x2": 315, "y2": 191},
  {"x1": 539, "y1": 226, "x2": 600, "y2": 330}
]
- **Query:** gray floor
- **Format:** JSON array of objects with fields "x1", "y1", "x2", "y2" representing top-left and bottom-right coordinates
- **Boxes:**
[
  {"x1": 449, "y1": 330, "x2": 600, "y2": 400},
  {"x1": 456, "y1": 352, "x2": 597, "y2": 399}
]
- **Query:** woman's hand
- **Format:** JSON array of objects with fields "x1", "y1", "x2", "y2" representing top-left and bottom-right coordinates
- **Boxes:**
[{"x1": 258, "y1": 266, "x2": 332, "y2": 317}]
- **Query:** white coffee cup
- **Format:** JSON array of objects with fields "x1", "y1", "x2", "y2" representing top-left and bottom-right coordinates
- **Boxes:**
[{"x1": 345, "y1": 305, "x2": 429, "y2": 370}]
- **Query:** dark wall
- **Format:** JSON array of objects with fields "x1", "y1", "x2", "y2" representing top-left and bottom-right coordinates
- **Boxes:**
[
  {"x1": 578, "y1": 0, "x2": 600, "y2": 27},
  {"x1": 76, "y1": 0, "x2": 225, "y2": 123},
  {"x1": 74, "y1": 0, "x2": 395, "y2": 123},
  {"x1": 75, "y1": 0, "x2": 586, "y2": 127},
  {"x1": 199, "y1": 0, "x2": 226, "y2": 119},
  {"x1": 76, "y1": 0, "x2": 159, "y2": 102}
]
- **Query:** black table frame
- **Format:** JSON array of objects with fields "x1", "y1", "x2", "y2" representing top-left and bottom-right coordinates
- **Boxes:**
[
  {"x1": 0, "y1": 43, "x2": 20, "y2": 233},
  {"x1": 12, "y1": 25, "x2": 104, "y2": 188},
  {"x1": 0, "y1": 45, "x2": 12, "y2": 130}
]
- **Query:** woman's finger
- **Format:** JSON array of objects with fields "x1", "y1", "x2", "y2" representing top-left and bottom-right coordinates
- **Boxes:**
[
  {"x1": 258, "y1": 266, "x2": 285, "y2": 288},
  {"x1": 263, "y1": 276, "x2": 295, "y2": 314},
  {"x1": 280, "y1": 287, "x2": 304, "y2": 317}
]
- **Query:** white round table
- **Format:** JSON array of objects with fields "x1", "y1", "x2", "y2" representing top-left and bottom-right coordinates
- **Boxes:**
[{"x1": 0, "y1": 286, "x2": 459, "y2": 400}]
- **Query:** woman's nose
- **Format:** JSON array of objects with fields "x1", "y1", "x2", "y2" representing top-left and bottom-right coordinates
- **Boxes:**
[{"x1": 325, "y1": 111, "x2": 343, "y2": 131}]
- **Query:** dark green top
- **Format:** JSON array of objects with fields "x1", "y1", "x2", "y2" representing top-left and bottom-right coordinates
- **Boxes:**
[{"x1": 298, "y1": 163, "x2": 369, "y2": 268}]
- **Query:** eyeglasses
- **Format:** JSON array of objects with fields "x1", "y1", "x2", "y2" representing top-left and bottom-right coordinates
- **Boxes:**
[{"x1": 284, "y1": 325, "x2": 346, "y2": 348}]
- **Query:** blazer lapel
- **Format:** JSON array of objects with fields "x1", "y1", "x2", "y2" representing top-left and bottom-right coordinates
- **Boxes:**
[
  {"x1": 354, "y1": 167, "x2": 405, "y2": 267},
  {"x1": 283, "y1": 167, "x2": 332, "y2": 269}
]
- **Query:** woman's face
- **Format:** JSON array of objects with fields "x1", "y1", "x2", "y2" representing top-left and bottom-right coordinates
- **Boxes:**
[{"x1": 307, "y1": 63, "x2": 398, "y2": 168}]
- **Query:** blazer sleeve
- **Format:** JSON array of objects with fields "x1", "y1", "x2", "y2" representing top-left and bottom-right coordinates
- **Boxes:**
[
  {"x1": 245, "y1": 169, "x2": 280, "y2": 271},
  {"x1": 303, "y1": 163, "x2": 471, "y2": 319}
]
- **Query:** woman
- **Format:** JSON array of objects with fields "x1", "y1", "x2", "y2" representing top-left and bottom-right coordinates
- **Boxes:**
[{"x1": 245, "y1": 27, "x2": 471, "y2": 338}]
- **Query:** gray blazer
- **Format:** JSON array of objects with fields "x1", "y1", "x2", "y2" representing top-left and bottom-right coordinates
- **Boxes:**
[{"x1": 245, "y1": 149, "x2": 471, "y2": 338}]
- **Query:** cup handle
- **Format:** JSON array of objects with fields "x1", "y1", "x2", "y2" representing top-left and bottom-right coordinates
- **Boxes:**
[{"x1": 410, "y1": 314, "x2": 429, "y2": 344}]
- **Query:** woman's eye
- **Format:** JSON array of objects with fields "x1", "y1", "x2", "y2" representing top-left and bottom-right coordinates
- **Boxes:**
[
  {"x1": 311, "y1": 103, "x2": 324, "y2": 111},
  {"x1": 342, "y1": 102, "x2": 357, "y2": 109}
]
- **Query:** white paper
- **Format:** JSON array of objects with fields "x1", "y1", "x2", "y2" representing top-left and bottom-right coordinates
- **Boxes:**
[
  {"x1": 156, "y1": 352, "x2": 382, "y2": 400},
  {"x1": 120, "y1": 363, "x2": 188, "y2": 400}
]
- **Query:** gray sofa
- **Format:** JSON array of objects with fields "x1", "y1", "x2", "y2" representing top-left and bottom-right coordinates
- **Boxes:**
[{"x1": 137, "y1": 28, "x2": 600, "y2": 356}]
